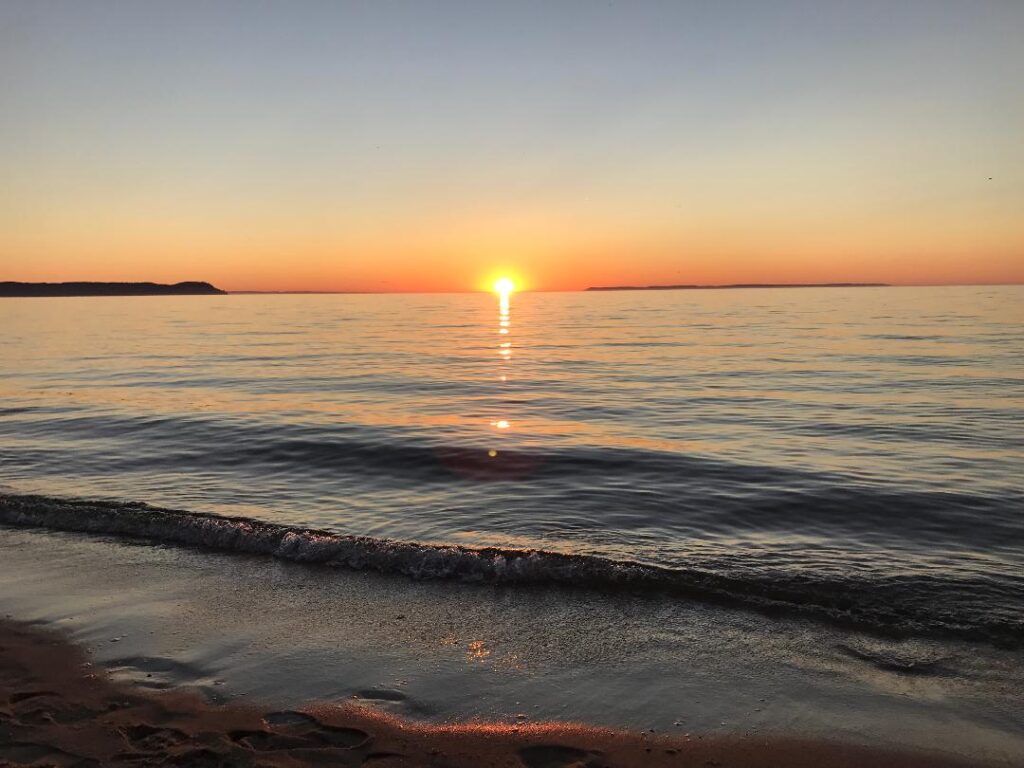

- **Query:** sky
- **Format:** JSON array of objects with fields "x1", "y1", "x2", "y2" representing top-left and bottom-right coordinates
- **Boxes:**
[{"x1": 1, "y1": 0, "x2": 1022, "y2": 292}]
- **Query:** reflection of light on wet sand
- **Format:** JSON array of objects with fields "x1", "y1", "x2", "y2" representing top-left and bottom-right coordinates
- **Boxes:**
[
  {"x1": 466, "y1": 639, "x2": 491, "y2": 662},
  {"x1": 493, "y1": 651, "x2": 525, "y2": 672},
  {"x1": 465, "y1": 640, "x2": 526, "y2": 670}
]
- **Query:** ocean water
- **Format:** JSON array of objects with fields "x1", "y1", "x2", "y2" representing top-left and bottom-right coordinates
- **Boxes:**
[{"x1": 1, "y1": 286, "x2": 1023, "y2": 647}]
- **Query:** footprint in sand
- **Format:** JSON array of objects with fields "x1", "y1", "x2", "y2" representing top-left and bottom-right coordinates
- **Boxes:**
[
  {"x1": 352, "y1": 688, "x2": 432, "y2": 716},
  {"x1": 267, "y1": 710, "x2": 371, "y2": 747},
  {"x1": 235, "y1": 711, "x2": 372, "y2": 752},
  {"x1": 230, "y1": 729, "x2": 314, "y2": 751},
  {"x1": 310, "y1": 725, "x2": 372, "y2": 749},
  {"x1": 518, "y1": 744, "x2": 606, "y2": 768},
  {"x1": 9, "y1": 689, "x2": 59, "y2": 703},
  {"x1": 0, "y1": 742, "x2": 85, "y2": 767},
  {"x1": 120, "y1": 723, "x2": 189, "y2": 751},
  {"x1": 362, "y1": 752, "x2": 409, "y2": 765},
  {"x1": 165, "y1": 746, "x2": 238, "y2": 767},
  {"x1": 263, "y1": 709, "x2": 320, "y2": 729}
]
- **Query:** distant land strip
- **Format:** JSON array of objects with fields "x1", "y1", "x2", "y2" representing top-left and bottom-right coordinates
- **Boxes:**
[
  {"x1": 586, "y1": 282, "x2": 889, "y2": 291},
  {"x1": 0, "y1": 281, "x2": 226, "y2": 297}
]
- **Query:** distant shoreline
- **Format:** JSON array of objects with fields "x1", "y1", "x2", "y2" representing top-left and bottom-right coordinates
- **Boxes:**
[
  {"x1": 6, "y1": 282, "x2": 1020, "y2": 297},
  {"x1": 586, "y1": 282, "x2": 889, "y2": 291},
  {"x1": 0, "y1": 281, "x2": 226, "y2": 297}
]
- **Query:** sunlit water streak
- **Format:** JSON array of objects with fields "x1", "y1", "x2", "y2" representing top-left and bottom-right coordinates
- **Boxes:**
[{"x1": 0, "y1": 286, "x2": 1022, "y2": 642}]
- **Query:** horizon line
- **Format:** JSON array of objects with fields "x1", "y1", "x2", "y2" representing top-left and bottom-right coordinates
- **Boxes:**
[
  {"x1": 226, "y1": 281, "x2": 1023, "y2": 294},
  {"x1": 4, "y1": 280, "x2": 1023, "y2": 297}
]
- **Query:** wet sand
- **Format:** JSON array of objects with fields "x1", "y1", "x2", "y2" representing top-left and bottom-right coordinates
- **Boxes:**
[{"x1": 0, "y1": 619, "x2": 996, "y2": 768}]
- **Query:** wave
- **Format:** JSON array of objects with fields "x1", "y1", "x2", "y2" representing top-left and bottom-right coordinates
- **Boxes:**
[
  {"x1": 1, "y1": 492, "x2": 1020, "y2": 648},
  {"x1": 3, "y1": 411, "x2": 1021, "y2": 551}
]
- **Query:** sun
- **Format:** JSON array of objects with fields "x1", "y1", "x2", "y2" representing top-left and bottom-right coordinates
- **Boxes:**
[{"x1": 493, "y1": 277, "x2": 516, "y2": 295}]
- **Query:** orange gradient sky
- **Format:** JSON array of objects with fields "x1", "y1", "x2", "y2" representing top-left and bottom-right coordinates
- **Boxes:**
[{"x1": 1, "y1": 1, "x2": 1022, "y2": 292}]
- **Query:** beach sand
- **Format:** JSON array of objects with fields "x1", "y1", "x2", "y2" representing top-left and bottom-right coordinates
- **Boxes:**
[{"x1": 0, "y1": 619, "x2": 993, "y2": 768}]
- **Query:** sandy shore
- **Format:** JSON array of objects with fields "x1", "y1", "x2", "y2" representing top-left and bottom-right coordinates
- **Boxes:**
[{"x1": 0, "y1": 619, "x2": 996, "y2": 768}]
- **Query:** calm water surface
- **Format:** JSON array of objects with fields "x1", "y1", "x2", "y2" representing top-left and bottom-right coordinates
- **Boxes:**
[{"x1": 1, "y1": 287, "x2": 1022, "y2": 642}]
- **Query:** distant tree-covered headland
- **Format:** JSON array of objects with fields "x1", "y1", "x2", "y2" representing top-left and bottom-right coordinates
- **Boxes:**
[
  {"x1": 586, "y1": 283, "x2": 888, "y2": 291},
  {"x1": 0, "y1": 281, "x2": 226, "y2": 297}
]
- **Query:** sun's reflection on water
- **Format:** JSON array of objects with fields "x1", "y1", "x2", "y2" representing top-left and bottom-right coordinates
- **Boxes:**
[
  {"x1": 494, "y1": 286, "x2": 513, "y2": 423},
  {"x1": 498, "y1": 290, "x2": 512, "y2": 361},
  {"x1": 490, "y1": 285, "x2": 514, "y2": 449}
]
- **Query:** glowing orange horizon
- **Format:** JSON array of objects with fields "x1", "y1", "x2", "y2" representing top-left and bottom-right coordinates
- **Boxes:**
[{"x1": 7, "y1": 244, "x2": 1022, "y2": 294}]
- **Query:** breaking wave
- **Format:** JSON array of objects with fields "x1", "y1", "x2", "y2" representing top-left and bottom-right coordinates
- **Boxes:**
[{"x1": 1, "y1": 492, "x2": 1021, "y2": 648}]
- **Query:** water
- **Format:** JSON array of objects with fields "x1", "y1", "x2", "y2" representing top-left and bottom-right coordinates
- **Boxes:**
[{"x1": 1, "y1": 286, "x2": 1023, "y2": 645}]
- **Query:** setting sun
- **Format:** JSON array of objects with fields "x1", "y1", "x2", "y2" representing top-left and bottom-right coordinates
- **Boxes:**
[{"x1": 493, "y1": 277, "x2": 516, "y2": 295}]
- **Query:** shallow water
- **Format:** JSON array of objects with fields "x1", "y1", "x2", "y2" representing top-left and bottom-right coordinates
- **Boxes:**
[
  {"x1": 1, "y1": 287, "x2": 1023, "y2": 643},
  {"x1": 3, "y1": 527, "x2": 1024, "y2": 764}
]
